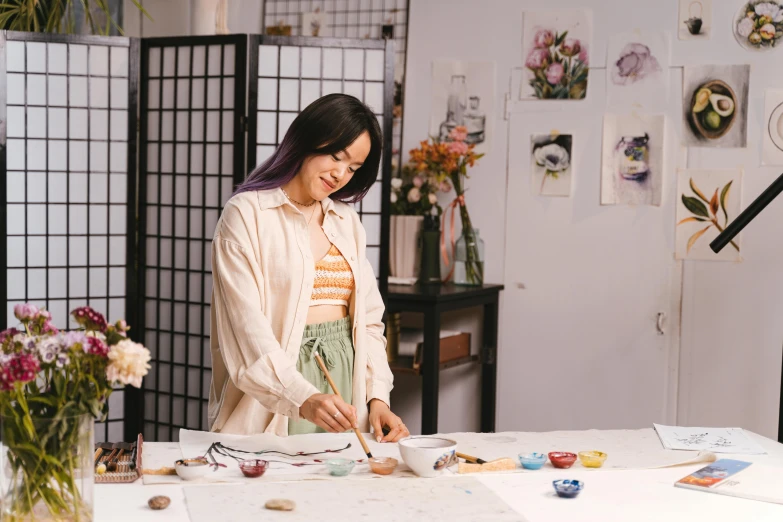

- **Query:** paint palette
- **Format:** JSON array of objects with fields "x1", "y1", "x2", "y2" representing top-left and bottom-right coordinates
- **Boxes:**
[{"x1": 553, "y1": 479, "x2": 584, "y2": 498}]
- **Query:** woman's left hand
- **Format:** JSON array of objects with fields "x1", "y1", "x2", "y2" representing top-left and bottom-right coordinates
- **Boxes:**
[{"x1": 368, "y1": 399, "x2": 410, "y2": 442}]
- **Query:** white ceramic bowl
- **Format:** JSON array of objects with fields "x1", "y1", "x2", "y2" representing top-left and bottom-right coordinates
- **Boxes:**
[
  {"x1": 175, "y1": 458, "x2": 210, "y2": 480},
  {"x1": 398, "y1": 436, "x2": 457, "y2": 478}
]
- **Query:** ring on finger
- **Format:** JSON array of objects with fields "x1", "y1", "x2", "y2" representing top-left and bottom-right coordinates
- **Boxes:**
[{"x1": 333, "y1": 411, "x2": 341, "y2": 418}]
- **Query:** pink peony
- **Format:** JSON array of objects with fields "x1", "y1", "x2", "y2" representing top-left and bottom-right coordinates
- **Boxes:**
[
  {"x1": 559, "y1": 38, "x2": 581, "y2": 57},
  {"x1": 525, "y1": 48, "x2": 550, "y2": 70},
  {"x1": 407, "y1": 187, "x2": 421, "y2": 203},
  {"x1": 448, "y1": 125, "x2": 468, "y2": 142},
  {"x1": 14, "y1": 303, "x2": 39, "y2": 321},
  {"x1": 440, "y1": 179, "x2": 452, "y2": 193},
  {"x1": 545, "y1": 62, "x2": 565, "y2": 85},
  {"x1": 578, "y1": 46, "x2": 589, "y2": 66},
  {"x1": 448, "y1": 141, "x2": 469, "y2": 155},
  {"x1": 412, "y1": 175, "x2": 424, "y2": 188},
  {"x1": 760, "y1": 23, "x2": 776, "y2": 40},
  {"x1": 533, "y1": 29, "x2": 555, "y2": 48}
]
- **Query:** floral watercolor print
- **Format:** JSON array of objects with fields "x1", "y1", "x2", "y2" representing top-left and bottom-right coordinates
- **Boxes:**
[
  {"x1": 429, "y1": 60, "x2": 495, "y2": 154},
  {"x1": 675, "y1": 169, "x2": 743, "y2": 262},
  {"x1": 601, "y1": 114, "x2": 665, "y2": 207},
  {"x1": 531, "y1": 133, "x2": 572, "y2": 197},
  {"x1": 521, "y1": 9, "x2": 592, "y2": 100},
  {"x1": 679, "y1": 0, "x2": 712, "y2": 40},
  {"x1": 682, "y1": 64, "x2": 749, "y2": 148},
  {"x1": 606, "y1": 31, "x2": 671, "y2": 110},
  {"x1": 762, "y1": 89, "x2": 783, "y2": 165},
  {"x1": 734, "y1": 1, "x2": 783, "y2": 50}
]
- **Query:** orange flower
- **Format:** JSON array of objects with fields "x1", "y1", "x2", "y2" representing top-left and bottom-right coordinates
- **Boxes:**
[{"x1": 416, "y1": 162, "x2": 427, "y2": 172}]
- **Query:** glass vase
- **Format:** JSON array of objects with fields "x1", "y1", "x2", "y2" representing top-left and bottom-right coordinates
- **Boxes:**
[
  {"x1": 453, "y1": 228, "x2": 484, "y2": 286},
  {"x1": 1, "y1": 413, "x2": 94, "y2": 521}
]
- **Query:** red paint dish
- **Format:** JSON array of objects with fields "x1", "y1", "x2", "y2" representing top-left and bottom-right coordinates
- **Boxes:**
[
  {"x1": 548, "y1": 452, "x2": 577, "y2": 469},
  {"x1": 239, "y1": 459, "x2": 269, "y2": 478}
]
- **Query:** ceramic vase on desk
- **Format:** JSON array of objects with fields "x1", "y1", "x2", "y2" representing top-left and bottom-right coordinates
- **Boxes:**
[{"x1": 389, "y1": 215, "x2": 423, "y2": 279}]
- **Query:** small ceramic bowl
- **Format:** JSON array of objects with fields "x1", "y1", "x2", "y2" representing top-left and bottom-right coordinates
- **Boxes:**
[
  {"x1": 553, "y1": 479, "x2": 584, "y2": 498},
  {"x1": 368, "y1": 457, "x2": 398, "y2": 476},
  {"x1": 398, "y1": 437, "x2": 457, "y2": 478},
  {"x1": 175, "y1": 457, "x2": 210, "y2": 480},
  {"x1": 578, "y1": 451, "x2": 607, "y2": 468},
  {"x1": 325, "y1": 458, "x2": 356, "y2": 477},
  {"x1": 518, "y1": 453, "x2": 547, "y2": 470},
  {"x1": 238, "y1": 459, "x2": 268, "y2": 478},
  {"x1": 548, "y1": 452, "x2": 577, "y2": 469}
]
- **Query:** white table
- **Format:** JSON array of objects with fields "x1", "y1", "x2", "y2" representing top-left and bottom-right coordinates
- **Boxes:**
[{"x1": 95, "y1": 430, "x2": 783, "y2": 522}]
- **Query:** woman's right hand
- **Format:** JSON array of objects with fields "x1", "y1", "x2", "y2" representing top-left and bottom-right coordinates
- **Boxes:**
[{"x1": 299, "y1": 393, "x2": 357, "y2": 433}]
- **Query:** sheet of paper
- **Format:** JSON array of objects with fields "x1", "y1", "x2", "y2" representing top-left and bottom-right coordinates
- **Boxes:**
[
  {"x1": 183, "y1": 476, "x2": 528, "y2": 522},
  {"x1": 654, "y1": 424, "x2": 767, "y2": 454}
]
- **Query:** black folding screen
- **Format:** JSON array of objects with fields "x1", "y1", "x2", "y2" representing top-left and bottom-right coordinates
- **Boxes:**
[
  {"x1": 2, "y1": 30, "x2": 394, "y2": 443},
  {"x1": 0, "y1": 31, "x2": 138, "y2": 443}
]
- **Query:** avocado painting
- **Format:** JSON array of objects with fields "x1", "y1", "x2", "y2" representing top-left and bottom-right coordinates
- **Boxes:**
[{"x1": 682, "y1": 64, "x2": 749, "y2": 148}]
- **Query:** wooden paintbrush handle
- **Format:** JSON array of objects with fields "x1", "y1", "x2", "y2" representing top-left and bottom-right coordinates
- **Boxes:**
[
  {"x1": 314, "y1": 352, "x2": 373, "y2": 457},
  {"x1": 456, "y1": 452, "x2": 486, "y2": 464}
]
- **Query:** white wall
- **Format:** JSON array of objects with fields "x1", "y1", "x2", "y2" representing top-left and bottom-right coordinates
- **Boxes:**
[
  {"x1": 123, "y1": 0, "x2": 783, "y2": 438},
  {"x1": 402, "y1": 0, "x2": 782, "y2": 439}
]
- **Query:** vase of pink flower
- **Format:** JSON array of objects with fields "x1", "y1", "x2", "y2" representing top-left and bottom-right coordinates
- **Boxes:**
[
  {"x1": 525, "y1": 29, "x2": 589, "y2": 100},
  {"x1": 0, "y1": 304, "x2": 150, "y2": 521}
]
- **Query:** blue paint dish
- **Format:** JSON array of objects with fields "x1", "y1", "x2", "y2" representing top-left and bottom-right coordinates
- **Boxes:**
[
  {"x1": 325, "y1": 458, "x2": 355, "y2": 477},
  {"x1": 518, "y1": 452, "x2": 547, "y2": 470},
  {"x1": 553, "y1": 479, "x2": 584, "y2": 498}
]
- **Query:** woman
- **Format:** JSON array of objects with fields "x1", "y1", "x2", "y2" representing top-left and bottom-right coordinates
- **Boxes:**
[{"x1": 208, "y1": 93, "x2": 409, "y2": 442}]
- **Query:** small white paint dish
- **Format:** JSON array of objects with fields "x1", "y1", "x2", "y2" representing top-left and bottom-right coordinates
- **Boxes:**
[
  {"x1": 175, "y1": 457, "x2": 211, "y2": 480},
  {"x1": 398, "y1": 436, "x2": 457, "y2": 478}
]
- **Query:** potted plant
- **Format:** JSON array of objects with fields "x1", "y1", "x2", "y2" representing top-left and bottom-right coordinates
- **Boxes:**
[{"x1": 0, "y1": 0, "x2": 150, "y2": 35}]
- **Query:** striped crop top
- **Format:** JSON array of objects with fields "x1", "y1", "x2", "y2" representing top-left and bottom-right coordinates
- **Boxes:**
[{"x1": 310, "y1": 244, "x2": 355, "y2": 307}]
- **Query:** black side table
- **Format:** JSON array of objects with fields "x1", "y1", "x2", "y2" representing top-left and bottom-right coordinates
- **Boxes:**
[{"x1": 385, "y1": 283, "x2": 504, "y2": 435}]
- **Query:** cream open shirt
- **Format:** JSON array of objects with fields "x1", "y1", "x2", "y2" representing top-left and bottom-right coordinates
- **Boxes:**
[{"x1": 208, "y1": 188, "x2": 394, "y2": 435}]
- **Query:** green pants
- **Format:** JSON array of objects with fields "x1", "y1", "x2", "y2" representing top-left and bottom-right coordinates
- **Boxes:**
[{"x1": 288, "y1": 316, "x2": 355, "y2": 435}]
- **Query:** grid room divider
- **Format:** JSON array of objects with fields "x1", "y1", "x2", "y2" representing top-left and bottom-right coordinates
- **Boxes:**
[{"x1": 2, "y1": 31, "x2": 395, "y2": 442}]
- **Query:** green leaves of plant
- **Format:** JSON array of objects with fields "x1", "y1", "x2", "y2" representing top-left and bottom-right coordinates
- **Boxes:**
[
  {"x1": 681, "y1": 195, "x2": 709, "y2": 218},
  {"x1": 555, "y1": 31, "x2": 568, "y2": 47}
]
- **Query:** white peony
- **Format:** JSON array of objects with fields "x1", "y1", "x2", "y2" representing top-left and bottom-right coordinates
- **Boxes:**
[
  {"x1": 534, "y1": 143, "x2": 570, "y2": 172},
  {"x1": 106, "y1": 339, "x2": 151, "y2": 388},
  {"x1": 407, "y1": 187, "x2": 421, "y2": 203},
  {"x1": 390, "y1": 192, "x2": 398, "y2": 203},
  {"x1": 428, "y1": 193, "x2": 438, "y2": 205},
  {"x1": 755, "y1": 2, "x2": 783, "y2": 23},
  {"x1": 737, "y1": 17, "x2": 755, "y2": 37},
  {"x1": 391, "y1": 177, "x2": 403, "y2": 189}
]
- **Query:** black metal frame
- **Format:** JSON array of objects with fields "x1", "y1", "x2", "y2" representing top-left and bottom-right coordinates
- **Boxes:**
[
  {"x1": 135, "y1": 35, "x2": 248, "y2": 442},
  {"x1": 0, "y1": 30, "x2": 138, "y2": 443}
]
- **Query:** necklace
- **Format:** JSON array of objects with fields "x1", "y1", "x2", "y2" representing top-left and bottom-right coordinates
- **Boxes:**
[{"x1": 282, "y1": 188, "x2": 316, "y2": 207}]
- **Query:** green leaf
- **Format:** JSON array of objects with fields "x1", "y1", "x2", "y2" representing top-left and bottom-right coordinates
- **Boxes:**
[
  {"x1": 681, "y1": 195, "x2": 710, "y2": 218},
  {"x1": 689, "y1": 178, "x2": 710, "y2": 203},
  {"x1": 720, "y1": 180, "x2": 733, "y2": 223},
  {"x1": 555, "y1": 30, "x2": 568, "y2": 47},
  {"x1": 677, "y1": 216, "x2": 707, "y2": 225}
]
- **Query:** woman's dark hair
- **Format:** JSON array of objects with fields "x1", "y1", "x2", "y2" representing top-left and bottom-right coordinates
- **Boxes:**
[{"x1": 234, "y1": 93, "x2": 382, "y2": 203}]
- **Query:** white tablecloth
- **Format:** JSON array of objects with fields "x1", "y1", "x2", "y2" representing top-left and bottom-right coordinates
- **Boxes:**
[{"x1": 95, "y1": 429, "x2": 783, "y2": 522}]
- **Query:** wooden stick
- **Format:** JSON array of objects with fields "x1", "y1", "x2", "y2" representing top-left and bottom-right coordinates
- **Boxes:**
[
  {"x1": 456, "y1": 452, "x2": 486, "y2": 464},
  {"x1": 313, "y1": 351, "x2": 373, "y2": 459},
  {"x1": 142, "y1": 466, "x2": 176, "y2": 476}
]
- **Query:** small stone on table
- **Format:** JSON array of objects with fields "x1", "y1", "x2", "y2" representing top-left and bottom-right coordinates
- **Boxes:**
[
  {"x1": 265, "y1": 498, "x2": 296, "y2": 511},
  {"x1": 148, "y1": 496, "x2": 171, "y2": 510}
]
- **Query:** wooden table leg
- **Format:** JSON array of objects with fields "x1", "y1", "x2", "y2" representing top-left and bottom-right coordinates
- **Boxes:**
[
  {"x1": 481, "y1": 299, "x2": 498, "y2": 433},
  {"x1": 421, "y1": 308, "x2": 441, "y2": 435}
]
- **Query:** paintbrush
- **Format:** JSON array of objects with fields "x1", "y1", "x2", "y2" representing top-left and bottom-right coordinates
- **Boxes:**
[
  {"x1": 456, "y1": 452, "x2": 487, "y2": 464},
  {"x1": 313, "y1": 350, "x2": 373, "y2": 459},
  {"x1": 109, "y1": 442, "x2": 134, "y2": 472}
]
